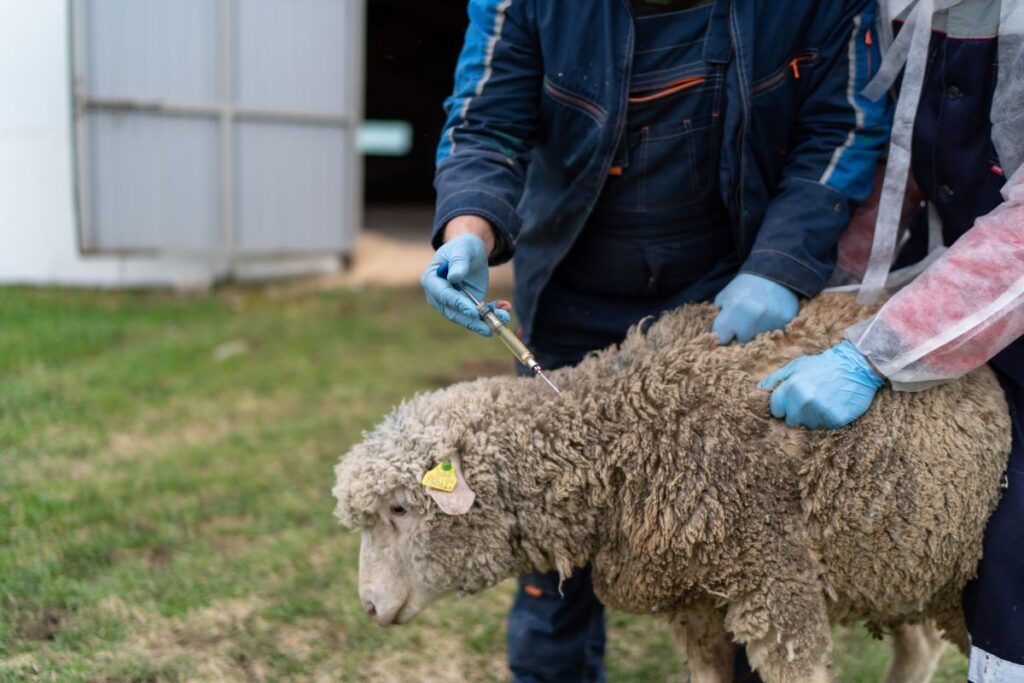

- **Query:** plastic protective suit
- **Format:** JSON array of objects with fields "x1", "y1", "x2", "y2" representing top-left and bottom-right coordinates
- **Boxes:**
[
  {"x1": 841, "y1": 0, "x2": 1024, "y2": 391},
  {"x1": 846, "y1": 166, "x2": 1024, "y2": 390}
]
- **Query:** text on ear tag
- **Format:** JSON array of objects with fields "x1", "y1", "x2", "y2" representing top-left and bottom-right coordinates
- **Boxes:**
[{"x1": 421, "y1": 458, "x2": 457, "y2": 492}]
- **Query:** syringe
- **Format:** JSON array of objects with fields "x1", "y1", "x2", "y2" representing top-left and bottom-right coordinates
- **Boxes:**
[{"x1": 455, "y1": 285, "x2": 561, "y2": 396}]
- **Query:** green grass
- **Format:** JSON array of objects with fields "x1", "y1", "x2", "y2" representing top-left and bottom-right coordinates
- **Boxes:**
[{"x1": 0, "y1": 284, "x2": 967, "y2": 681}]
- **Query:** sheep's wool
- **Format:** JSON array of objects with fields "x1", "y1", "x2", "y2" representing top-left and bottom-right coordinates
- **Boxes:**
[{"x1": 334, "y1": 294, "x2": 1010, "y2": 679}]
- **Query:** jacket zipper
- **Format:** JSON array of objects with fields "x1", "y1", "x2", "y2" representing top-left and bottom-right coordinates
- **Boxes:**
[
  {"x1": 865, "y1": 28, "x2": 873, "y2": 75},
  {"x1": 752, "y1": 50, "x2": 818, "y2": 94},
  {"x1": 788, "y1": 53, "x2": 816, "y2": 79},
  {"x1": 543, "y1": 80, "x2": 605, "y2": 121}
]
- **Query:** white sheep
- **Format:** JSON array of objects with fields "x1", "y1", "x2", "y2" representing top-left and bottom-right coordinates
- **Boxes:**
[{"x1": 333, "y1": 294, "x2": 1010, "y2": 682}]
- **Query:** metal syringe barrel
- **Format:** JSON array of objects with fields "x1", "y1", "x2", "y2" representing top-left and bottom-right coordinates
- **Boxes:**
[
  {"x1": 476, "y1": 303, "x2": 541, "y2": 372},
  {"x1": 457, "y1": 285, "x2": 560, "y2": 394}
]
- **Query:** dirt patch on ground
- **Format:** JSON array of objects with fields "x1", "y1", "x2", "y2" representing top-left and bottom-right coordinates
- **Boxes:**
[
  {"x1": 269, "y1": 206, "x2": 515, "y2": 295},
  {"x1": 347, "y1": 231, "x2": 517, "y2": 290},
  {"x1": 84, "y1": 596, "x2": 269, "y2": 681},
  {"x1": 359, "y1": 640, "x2": 506, "y2": 683},
  {"x1": 349, "y1": 207, "x2": 514, "y2": 290},
  {"x1": 20, "y1": 609, "x2": 68, "y2": 642},
  {"x1": 1, "y1": 594, "x2": 510, "y2": 682}
]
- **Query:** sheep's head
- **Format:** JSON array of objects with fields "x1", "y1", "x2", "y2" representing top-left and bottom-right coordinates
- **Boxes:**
[{"x1": 332, "y1": 384, "x2": 520, "y2": 627}]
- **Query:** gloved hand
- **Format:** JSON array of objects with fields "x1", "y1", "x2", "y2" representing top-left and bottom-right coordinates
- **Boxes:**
[
  {"x1": 421, "y1": 233, "x2": 511, "y2": 337},
  {"x1": 758, "y1": 340, "x2": 885, "y2": 429},
  {"x1": 712, "y1": 273, "x2": 800, "y2": 344}
]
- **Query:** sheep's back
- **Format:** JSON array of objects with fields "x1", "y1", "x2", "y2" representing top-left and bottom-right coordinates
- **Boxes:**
[{"x1": 584, "y1": 294, "x2": 1010, "y2": 627}]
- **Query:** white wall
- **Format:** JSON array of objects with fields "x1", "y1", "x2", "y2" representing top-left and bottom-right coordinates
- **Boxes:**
[{"x1": 0, "y1": 1, "x2": 341, "y2": 288}]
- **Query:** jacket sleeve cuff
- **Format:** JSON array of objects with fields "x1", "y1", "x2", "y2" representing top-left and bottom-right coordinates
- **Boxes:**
[
  {"x1": 744, "y1": 177, "x2": 850, "y2": 297},
  {"x1": 432, "y1": 189, "x2": 521, "y2": 265},
  {"x1": 739, "y1": 250, "x2": 828, "y2": 299}
]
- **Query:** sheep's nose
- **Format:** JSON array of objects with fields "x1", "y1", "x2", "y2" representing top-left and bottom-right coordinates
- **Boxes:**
[{"x1": 363, "y1": 600, "x2": 377, "y2": 618}]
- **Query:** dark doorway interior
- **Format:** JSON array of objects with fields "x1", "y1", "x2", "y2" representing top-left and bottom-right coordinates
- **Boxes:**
[{"x1": 364, "y1": 2, "x2": 467, "y2": 205}]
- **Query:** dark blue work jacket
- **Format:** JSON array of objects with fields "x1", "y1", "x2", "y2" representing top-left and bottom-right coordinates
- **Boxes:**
[{"x1": 433, "y1": 0, "x2": 892, "y2": 344}]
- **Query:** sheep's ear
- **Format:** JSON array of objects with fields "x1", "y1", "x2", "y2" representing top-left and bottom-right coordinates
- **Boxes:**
[{"x1": 422, "y1": 453, "x2": 476, "y2": 515}]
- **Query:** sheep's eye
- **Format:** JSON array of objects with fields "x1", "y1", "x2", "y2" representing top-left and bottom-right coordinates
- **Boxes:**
[{"x1": 389, "y1": 504, "x2": 408, "y2": 517}]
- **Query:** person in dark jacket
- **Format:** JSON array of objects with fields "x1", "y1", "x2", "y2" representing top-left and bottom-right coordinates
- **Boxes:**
[{"x1": 420, "y1": 0, "x2": 891, "y2": 680}]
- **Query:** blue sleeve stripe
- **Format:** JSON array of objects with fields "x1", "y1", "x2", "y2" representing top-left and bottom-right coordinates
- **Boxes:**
[
  {"x1": 819, "y1": 9, "x2": 891, "y2": 202},
  {"x1": 436, "y1": 0, "x2": 515, "y2": 165}
]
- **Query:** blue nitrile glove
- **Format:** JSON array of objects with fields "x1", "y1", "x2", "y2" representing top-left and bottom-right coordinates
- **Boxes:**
[
  {"x1": 758, "y1": 340, "x2": 885, "y2": 429},
  {"x1": 712, "y1": 273, "x2": 800, "y2": 344},
  {"x1": 421, "y1": 233, "x2": 511, "y2": 337}
]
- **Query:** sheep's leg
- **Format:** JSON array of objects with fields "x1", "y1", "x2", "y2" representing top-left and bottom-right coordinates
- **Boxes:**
[
  {"x1": 725, "y1": 580, "x2": 833, "y2": 682},
  {"x1": 668, "y1": 603, "x2": 734, "y2": 683},
  {"x1": 928, "y1": 589, "x2": 970, "y2": 655},
  {"x1": 881, "y1": 622, "x2": 946, "y2": 683}
]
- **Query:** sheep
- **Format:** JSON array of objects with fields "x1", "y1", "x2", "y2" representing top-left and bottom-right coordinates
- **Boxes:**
[{"x1": 332, "y1": 294, "x2": 1011, "y2": 683}]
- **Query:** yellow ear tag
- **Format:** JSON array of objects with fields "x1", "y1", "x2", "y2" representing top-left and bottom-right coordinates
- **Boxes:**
[{"x1": 421, "y1": 458, "x2": 457, "y2": 492}]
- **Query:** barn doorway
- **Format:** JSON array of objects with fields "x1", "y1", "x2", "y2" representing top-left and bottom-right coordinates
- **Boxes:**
[
  {"x1": 364, "y1": 1, "x2": 465, "y2": 205},
  {"x1": 363, "y1": 0, "x2": 467, "y2": 251}
]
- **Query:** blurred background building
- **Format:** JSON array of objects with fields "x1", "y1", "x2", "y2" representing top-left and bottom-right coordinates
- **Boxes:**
[{"x1": 0, "y1": 0, "x2": 470, "y2": 288}]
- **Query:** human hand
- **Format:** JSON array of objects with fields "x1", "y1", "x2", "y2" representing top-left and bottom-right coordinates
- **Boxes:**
[
  {"x1": 712, "y1": 273, "x2": 800, "y2": 344},
  {"x1": 421, "y1": 233, "x2": 510, "y2": 337},
  {"x1": 758, "y1": 340, "x2": 885, "y2": 429}
]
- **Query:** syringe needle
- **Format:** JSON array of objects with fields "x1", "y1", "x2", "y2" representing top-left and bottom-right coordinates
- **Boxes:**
[{"x1": 536, "y1": 369, "x2": 562, "y2": 396}]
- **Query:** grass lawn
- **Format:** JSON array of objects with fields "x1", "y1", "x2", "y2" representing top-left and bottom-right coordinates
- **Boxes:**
[{"x1": 0, "y1": 284, "x2": 967, "y2": 681}]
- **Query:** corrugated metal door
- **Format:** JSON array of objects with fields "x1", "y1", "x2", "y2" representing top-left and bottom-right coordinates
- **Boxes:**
[{"x1": 71, "y1": 0, "x2": 363, "y2": 256}]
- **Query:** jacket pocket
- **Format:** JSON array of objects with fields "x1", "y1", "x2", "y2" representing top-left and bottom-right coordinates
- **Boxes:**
[
  {"x1": 752, "y1": 49, "x2": 819, "y2": 97},
  {"x1": 539, "y1": 76, "x2": 605, "y2": 178},
  {"x1": 542, "y1": 77, "x2": 607, "y2": 124},
  {"x1": 643, "y1": 119, "x2": 719, "y2": 208}
]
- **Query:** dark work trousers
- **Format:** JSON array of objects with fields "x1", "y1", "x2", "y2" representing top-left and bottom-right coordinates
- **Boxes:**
[
  {"x1": 507, "y1": 567, "x2": 608, "y2": 683},
  {"x1": 963, "y1": 370, "x2": 1024, "y2": 678}
]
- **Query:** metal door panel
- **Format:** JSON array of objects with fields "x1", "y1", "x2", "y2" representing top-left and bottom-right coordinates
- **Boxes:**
[
  {"x1": 84, "y1": 0, "x2": 218, "y2": 102},
  {"x1": 86, "y1": 111, "x2": 220, "y2": 251},
  {"x1": 72, "y1": 0, "x2": 362, "y2": 257},
  {"x1": 234, "y1": 0, "x2": 349, "y2": 114},
  {"x1": 234, "y1": 121, "x2": 349, "y2": 251}
]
